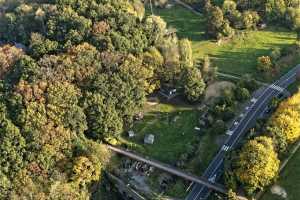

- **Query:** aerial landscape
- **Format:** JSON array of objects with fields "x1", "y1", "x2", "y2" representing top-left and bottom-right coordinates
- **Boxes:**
[{"x1": 0, "y1": 0, "x2": 300, "y2": 200}]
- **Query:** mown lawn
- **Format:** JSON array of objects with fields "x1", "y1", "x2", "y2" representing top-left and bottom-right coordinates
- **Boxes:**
[
  {"x1": 261, "y1": 147, "x2": 300, "y2": 200},
  {"x1": 147, "y1": 5, "x2": 298, "y2": 78}
]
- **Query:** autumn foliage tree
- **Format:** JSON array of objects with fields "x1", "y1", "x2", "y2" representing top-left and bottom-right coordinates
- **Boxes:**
[
  {"x1": 0, "y1": 45, "x2": 23, "y2": 79},
  {"x1": 267, "y1": 91, "x2": 300, "y2": 152},
  {"x1": 257, "y1": 56, "x2": 273, "y2": 72},
  {"x1": 234, "y1": 136, "x2": 279, "y2": 195},
  {"x1": 0, "y1": 0, "x2": 203, "y2": 198}
]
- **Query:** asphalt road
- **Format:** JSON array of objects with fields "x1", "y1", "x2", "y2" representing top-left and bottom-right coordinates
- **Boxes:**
[{"x1": 186, "y1": 65, "x2": 300, "y2": 200}]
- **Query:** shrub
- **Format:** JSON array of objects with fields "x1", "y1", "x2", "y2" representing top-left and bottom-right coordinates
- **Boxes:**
[{"x1": 257, "y1": 56, "x2": 273, "y2": 72}]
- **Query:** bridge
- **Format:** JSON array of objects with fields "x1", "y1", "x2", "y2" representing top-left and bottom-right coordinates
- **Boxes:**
[
  {"x1": 107, "y1": 145, "x2": 226, "y2": 193},
  {"x1": 107, "y1": 145, "x2": 248, "y2": 200}
]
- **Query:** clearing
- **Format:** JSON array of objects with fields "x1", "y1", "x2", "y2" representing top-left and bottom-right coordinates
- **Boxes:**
[
  {"x1": 120, "y1": 98, "x2": 219, "y2": 172},
  {"x1": 119, "y1": 97, "x2": 220, "y2": 198}
]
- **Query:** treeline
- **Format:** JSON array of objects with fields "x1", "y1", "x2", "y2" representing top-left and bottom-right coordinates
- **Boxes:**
[
  {"x1": 0, "y1": 0, "x2": 212, "y2": 199},
  {"x1": 226, "y1": 90, "x2": 300, "y2": 196},
  {"x1": 195, "y1": 0, "x2": 300, "y2": 40}
]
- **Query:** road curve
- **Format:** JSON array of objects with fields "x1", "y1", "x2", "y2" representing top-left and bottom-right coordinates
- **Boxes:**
[{"x1": 186, "y1": 65, "x2": 300, "y2": 200}]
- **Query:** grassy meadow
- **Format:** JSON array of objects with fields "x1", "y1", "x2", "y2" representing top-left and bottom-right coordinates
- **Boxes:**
[
  {"x1": 120, "y1": 101, "x2": 219, "y2": 174},
  {"x1": 147, "y1": 5, "x2": 298, "y2": 79}
]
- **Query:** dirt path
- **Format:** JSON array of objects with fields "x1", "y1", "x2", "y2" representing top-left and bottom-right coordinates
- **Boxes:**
[
  {"x1": 172, "y1": 0, "x2": 202, "y2": 16},
  {"x1": 217, "y1": 72, "x2": 269, "y2": 86}
]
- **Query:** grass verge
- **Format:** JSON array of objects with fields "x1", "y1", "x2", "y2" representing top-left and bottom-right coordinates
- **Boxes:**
[{"x1": 261, "y1": 147, "x2": 300, "y2": 200}]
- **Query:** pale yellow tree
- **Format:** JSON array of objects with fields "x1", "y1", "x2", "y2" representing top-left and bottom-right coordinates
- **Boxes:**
[
  {"x1": 268, "y1": 91, "x2": 300, "y2": 149},
  {"x1": 235, "y1": 136, "x2": 279, "y2": 195}
]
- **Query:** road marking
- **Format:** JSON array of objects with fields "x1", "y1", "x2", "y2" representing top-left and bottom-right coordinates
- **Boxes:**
[
  {"x1": 191, "y1": 67, "x2": 299, "y2": 200},
  {"x1": 193, "y1": 89, "x2": 279, "y2": 200},
  {"x1": 221, "y1": 145, "x2": 230, "y2": 151},
  {"x1": 190, "y1": 86, "x2": 274, "y2": 200},
  {"x1": 270, "y1": 84, "x2": 284, "y2": 92},
  {"x1": 208, "y1": 174, "x2": 217, "y2": 183},
  {"x1": 226, "y1": 130, "x2": 233, "y2": 136},
  {"x1": 190, "y1": 71, "x2": 297, "y2": 200}
]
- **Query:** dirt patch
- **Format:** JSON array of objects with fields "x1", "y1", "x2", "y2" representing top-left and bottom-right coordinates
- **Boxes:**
[
  {"x1": 129, "y1": 174, "x2": 151, "y2": 194},
  {"x1": 147, "y1": 101, "x2": 159, "y2": 106},
  {"x1": 205, "y1": 81, "x2": 235, "y2": 103},
  {"x1": 270, "y1": 184, "x2": 287, "y2": 199}
]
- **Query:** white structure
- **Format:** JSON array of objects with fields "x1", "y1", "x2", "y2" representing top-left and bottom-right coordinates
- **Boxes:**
[
  {"x1": 194, "y1": 127, "x2": 201, "y2": 131},
  {"x1": 128, "y1": 130, "x2": 135, "y2": 138},
  {"x1": 144, "y1": 134, "x2": 155, "y2": 144}
]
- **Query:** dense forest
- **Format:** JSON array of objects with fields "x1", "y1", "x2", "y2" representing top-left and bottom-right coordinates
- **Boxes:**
[
  {"x1": 2, "y1": 0, "x2": 300, "y2": 199},
  {"x1": 0, "y1": 0, "x2": 210, "y2": 199}
]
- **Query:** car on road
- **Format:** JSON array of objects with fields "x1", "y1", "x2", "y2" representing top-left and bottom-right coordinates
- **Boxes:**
[{"x1": 208, "y1": 174, "x2": 217, "y2": 183}]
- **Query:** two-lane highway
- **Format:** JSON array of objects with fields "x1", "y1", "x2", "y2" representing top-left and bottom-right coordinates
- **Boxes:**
[{"x1": 186, "y1": 65, "x2": 300, "y2": 200}]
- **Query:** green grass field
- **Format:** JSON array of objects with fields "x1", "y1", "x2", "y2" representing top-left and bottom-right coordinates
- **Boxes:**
[
  {"x1": 120, "y1": 101, "x2": 219, "y2": 198},
  {"x1": 261, "y1": 148, "x2": 300, "y2": 200},
  {"x1": 120, "y1": 101, "x2": 218, "y2": 173},
  {"x1": 148, "y1": 5, "x2": 298, "y2": 78}
]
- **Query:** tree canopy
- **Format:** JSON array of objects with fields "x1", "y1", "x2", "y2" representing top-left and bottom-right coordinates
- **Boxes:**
[
  {"x1": 0, "y1": 0, "x2": 206, "y2": 198},
  {"x1": 267, "y1": 91, "x2": 300, "y2": 152},
  {"x1": 234, "y1": 136, "x2": 280, "y2": 195}
]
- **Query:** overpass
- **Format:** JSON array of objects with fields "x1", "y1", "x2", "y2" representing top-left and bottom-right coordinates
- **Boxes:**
[
  {"x1": 107, "y1": 145, "x2": 248, "y2": 200},
  {"x1": 107, "y1": 145, "x2": 226, "y2": 194}
]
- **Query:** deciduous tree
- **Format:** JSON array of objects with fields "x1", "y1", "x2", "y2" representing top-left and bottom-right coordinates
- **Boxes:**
[{"x1": 235, "y1": 136, "x2": 279, "y2": 195}]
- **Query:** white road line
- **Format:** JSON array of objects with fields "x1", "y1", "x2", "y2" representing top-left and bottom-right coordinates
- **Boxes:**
[
  {"x1": 190, "y1": 86, "x2": 274, "y2": 200},
  {"x1": 191, "y1": 72, "x2": 297, "y2": 200}
]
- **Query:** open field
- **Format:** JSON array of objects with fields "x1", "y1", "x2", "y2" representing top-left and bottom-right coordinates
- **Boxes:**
[
  {"x1": 119, "y1": 99, "x2": 220, "y2": 198},
  {"x1": 147, "y1": 5, "x2": 298, "y2": 79},
  {"x1": 120, "y1": 101, "x2": 218, "y2": 169},
  {"x1": 261, "y1": 147, "x2": 300, "y2": 200},
  {"x1": 121, "y1": 103, "x2": 199, "y2": 163}
]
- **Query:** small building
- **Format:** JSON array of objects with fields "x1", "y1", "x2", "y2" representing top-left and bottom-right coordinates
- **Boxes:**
[
  {"x1": 144, "y1": 134, "x2": 155, "y2": 145},
  {"x1": 194, "y1": 127, "x2": 201, "y2": 131},
  {"x1": 128, "y1": 130, "x2": 135, "y2": 138}
]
